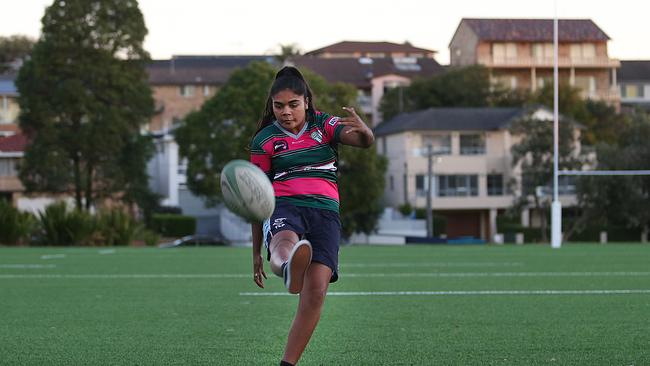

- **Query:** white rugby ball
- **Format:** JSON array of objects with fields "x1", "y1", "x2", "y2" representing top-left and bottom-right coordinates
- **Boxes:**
[{"x1": 220, "y1": 160, "x2": 275, "y2": 222}]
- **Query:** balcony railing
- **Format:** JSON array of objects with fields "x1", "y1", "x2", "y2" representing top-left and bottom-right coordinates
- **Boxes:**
[{"x1": 478, "y1": 55, "x2": 620, "y2": 68}]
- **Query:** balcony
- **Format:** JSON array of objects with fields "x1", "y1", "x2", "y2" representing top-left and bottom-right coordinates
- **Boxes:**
[{"x1": 478, "y1": 55, "x2": 620, "y2": 69}]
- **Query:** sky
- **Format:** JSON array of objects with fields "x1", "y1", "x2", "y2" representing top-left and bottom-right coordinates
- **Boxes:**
[{"x1": 1, "y1": 0, "x2": 649, "y2": 64}]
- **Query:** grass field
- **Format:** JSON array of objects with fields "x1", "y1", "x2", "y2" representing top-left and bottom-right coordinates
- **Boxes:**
[{"x1": 1, "y1": 243, "x2": 649, "y2": 365}]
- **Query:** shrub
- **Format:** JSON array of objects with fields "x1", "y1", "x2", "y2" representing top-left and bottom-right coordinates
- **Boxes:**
[
  {"x1": 138, "y1": 229, "x2": 161, "y2": 247},
  {"x1": 151, "y1": 214, "x2": 196, "y2": 237},
  {"x1": 0, "y1": 200, "x2": 36, "y2": 245},
  {"x1": 398, "y1": 203, "x2": 413, "y2": 217},
  {"x1": 36, "y1": 202, "x2": 97, "y2": 246},
  {"x1": 98, "y1": 210, "x2": 141, "y2": 246},
  {"x1": 413, "y1": 208, "x2": 447, "y2": 236}
]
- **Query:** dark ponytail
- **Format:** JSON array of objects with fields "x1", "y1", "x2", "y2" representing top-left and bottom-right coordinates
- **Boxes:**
[{"x1": 255, "y1": 66, "x2": 316, "y2": 136}]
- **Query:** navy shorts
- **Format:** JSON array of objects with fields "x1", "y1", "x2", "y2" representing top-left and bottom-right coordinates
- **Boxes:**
[{"x1": 263, "y1": 201, "x2": 341, "y2": 283}]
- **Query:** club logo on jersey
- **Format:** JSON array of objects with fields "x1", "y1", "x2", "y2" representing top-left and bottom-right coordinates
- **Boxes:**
[
  {"x1": 273, "y1": 140, "x2": 288, "y2": 153},
  {"x1": 328, "y1": 117, "x2": 339, "y2": 126},
  {"x1": 310, "y1": 130, "x2": 323, "y2": 143}
]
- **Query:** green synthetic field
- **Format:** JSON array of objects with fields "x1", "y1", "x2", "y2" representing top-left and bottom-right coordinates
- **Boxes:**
[{"x1": 1, "y1": 244, "x2": 649, "y2": 365}]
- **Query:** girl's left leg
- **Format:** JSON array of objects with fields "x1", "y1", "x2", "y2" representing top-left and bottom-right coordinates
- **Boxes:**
[{"x1": 281, "y1": 262, "x2": 332, "y2": 365}]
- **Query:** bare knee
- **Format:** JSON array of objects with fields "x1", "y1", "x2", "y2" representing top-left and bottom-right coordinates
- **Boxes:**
[{"x1": 300, "y1": 286, "x2": 327, "y2": 310}]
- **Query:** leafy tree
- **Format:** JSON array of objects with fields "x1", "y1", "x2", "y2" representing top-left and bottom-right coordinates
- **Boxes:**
[
  {"x1": 569, "y1": 112, "x2": 650, "y2": 238},
  {"x1": 528, "y1": 83, "x2": 630, "y2": 146},
  {"x1": 16, "y1": 0, "x2": 154, "y2": 211},
  {"x1": 509, "y1": 114, "x2": 584, "y2": 242},
  {"x1": 275, "y1": 43, "x2": 302, "y2": 63},
  {"x1": 0, "y1": 35, "x2": 35, "y2": 73},
  {"x1": 175, "y1": 61, "x2": 387, "y2": 237},
  {"x1": 379, "y1": 65, "x2": 528, "y2": 121},
  {"x1": 175, "y1": 61, "x2": 275, "y2": 205}
]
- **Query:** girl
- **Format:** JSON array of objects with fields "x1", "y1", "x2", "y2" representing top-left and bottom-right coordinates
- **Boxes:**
[{"x1": 249, "y1": 66, "x2": 374, "y2": 365}]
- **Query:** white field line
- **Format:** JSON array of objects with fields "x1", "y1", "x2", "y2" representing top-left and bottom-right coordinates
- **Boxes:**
[
  {"x1": 41, "y1": 254, "x2": 66, "y2": 260},
  {"x1": 98, "y1": 249, "x2": 116, "y2": 255},
  {"x1": 1, "y1": 271, "x2": 650, "y2": 279},
  {"x1": 343, "y1": 262, "x2": 524, "y2": 268},
  {"x1": 240, "y1": 289, "x2": 650, "y2": 297},
  {"x1": 0, "y1": 264, "x2": 56, "y2": 269}
]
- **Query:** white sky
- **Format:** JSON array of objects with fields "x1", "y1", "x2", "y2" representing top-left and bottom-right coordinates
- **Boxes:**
[{"x1": 1, "y1": 0, "x2": 648, "y2": 64}]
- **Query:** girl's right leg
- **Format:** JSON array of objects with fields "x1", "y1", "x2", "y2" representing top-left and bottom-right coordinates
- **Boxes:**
[
  {"x1": 269, "y1": 230, "x2": 312, "y2": 293},
  {"x1": 269, "y1": 230, "x2": 300, "y2": 276}
]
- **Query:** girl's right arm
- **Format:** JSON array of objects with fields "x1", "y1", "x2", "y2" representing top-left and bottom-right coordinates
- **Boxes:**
[{"x1": 251, "y1": 222, "x2": 267, "y2": 288}]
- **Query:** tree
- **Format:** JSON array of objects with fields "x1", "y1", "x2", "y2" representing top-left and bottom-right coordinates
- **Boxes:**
[
  {"x1": 0, "y1": 35, "x2": 35, "y2": 73},
  {"x1": 16, "y1": 0, "x2": 154, "y2": 211},
  {"x1": 509, "y1": 113, "x2": 584, "y2": 242},
  {"x1": 275, "y1": 43, "x2": 302, "y2": 63},
  {"x1": 529, "y1": 83, "x2": 629, "y2": 146},
  {"x1": 569, "y1": 112, "x2": 650, "y2": 238},
  {"x1": 379, "y1": 65, "x2": 527, "y2": 121},
  {"x1": 175, "y1": 61, "x2": 387, "y2": 238}
]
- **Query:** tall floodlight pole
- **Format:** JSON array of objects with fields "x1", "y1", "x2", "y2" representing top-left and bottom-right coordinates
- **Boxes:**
[
  {"x1": 426, "y1": 144, "x2": 433, "y2": 238},
  {"x1": 551, "y1": 6, "x2": 562, "y2": 248}
]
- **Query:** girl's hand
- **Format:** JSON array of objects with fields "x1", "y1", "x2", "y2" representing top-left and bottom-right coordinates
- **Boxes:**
[
  {"x1": 339, "y1": 107, "x2": 374, "y2": 148},
  {"x1": 253, "y1": 255, "x2": 267, "y2": 288}
]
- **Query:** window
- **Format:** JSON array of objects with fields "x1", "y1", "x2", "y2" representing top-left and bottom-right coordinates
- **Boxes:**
[
  {"x1": 570, "y1": 43, "x2": 596, "y2": 59},
  {"x1": 415, "y1": 174, "x2": 426, "y2": 197},
  {"x1": 460, "y1": 134, "x2": 486, "y2": 155},
  {"x1": 494, "y1": 75, "x2": 517, "y2": 90},
  {"x1": 381, "y1": 137, "x2": 387, "y2": 155},
  {"x1": 487, "y1": 174, "x2": 504, "y2": 196},
  {"x1": 0, "y1": 159, "x2": 17, "y2": 177},
  {"x1": 536, "y1": 77, "x2": 552, "y2": 89},
  {"x1": 389, "y1": 175, "x2": 394, "y2": 191},
  {"x1": 437, "y1": 175, "x2": 478, "y2": 197},
  {"x1": 422, "y1": 134, "x2": 451, "y2": 155},
  {"x1": 203, "y1": 85, "x2": 211, "y2": 96},
  {"x1": 415, "y1": 174, "x2": 436, "y2": 197},
  {"x1": 179, "y1": 85, "x2": 195, "y2": 97},
  {"x1": 575, "y1": 76, "x2": 596, "y2": 95},
  {"x1": 493, "y1": 43, "x2": 517, "y2": 61},
  {"x1": 383, "y1": 80, "x2": 408, "y2": 94},
  {"x1": 621, "y1": 84, "x2": 644, "y2": 98},
  {"x1": 532, "y1": 43, "x2": 553, "y2": 60}
]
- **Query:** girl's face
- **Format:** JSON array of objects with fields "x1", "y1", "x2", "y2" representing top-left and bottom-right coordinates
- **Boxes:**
[{"x1": 272, "y1": 89, "x2": 308, "y2": 134}]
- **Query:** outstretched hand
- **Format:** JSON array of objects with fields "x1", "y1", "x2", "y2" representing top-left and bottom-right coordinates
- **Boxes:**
[{"x1": 338, "y1": 107, "x2": 374, "y2": 148}]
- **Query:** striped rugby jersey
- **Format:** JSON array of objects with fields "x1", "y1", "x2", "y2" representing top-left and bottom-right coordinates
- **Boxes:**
[{"x1": 250, "y1": 111, "x2": 345, "y2": 212}]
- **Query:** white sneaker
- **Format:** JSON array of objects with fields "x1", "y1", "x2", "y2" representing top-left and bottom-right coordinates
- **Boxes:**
[{"x1": 283, "y1": 239, "x2": 312, "y2": 294}]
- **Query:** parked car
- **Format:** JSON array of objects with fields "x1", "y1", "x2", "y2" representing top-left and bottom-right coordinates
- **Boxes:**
[{"x1": 159, "y1": 234, "x2": 228, "y2": 248}]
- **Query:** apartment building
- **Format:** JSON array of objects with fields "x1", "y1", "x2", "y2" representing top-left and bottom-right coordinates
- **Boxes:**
[
  {"x1": 291, "y1": 56, "x2": 443, "y2": 126},
  {"x1": 619, "y1": 60, "x2": 650, "y2": 111},
  {"x1": 294, "y1": 41, "x2": 443, "y2": 125},
  {"x1": 449, "y1": 18, "x2": 620, "y2": 107},
  {"x1": 0, "y1": 73, "x2": 24, "y2": 203},
  {"x1": 374, "y1": 106, "x2": 578, "y2": 240},
  {"x1": 146, "y1": 55, "x2": 274, "y2": 133}
]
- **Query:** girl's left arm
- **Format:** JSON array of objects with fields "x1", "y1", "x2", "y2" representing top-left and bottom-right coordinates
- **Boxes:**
[{"x1": 337, "y1": 107, "x2": 375, "y2": 148}]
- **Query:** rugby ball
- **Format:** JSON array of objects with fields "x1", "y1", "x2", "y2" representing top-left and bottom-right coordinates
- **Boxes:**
[{"x1": 220, "y1": 160, "x2": 275, "y2": 222}]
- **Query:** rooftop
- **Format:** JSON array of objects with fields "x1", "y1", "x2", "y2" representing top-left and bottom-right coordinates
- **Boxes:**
[{"x1": 458, "y1": 18, "x2": 610, "y2": 42}]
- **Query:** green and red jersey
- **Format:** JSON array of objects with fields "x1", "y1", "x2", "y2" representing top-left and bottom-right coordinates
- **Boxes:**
[{"x1": 250, "y1": 111, "x2": 345, "y2": 212}]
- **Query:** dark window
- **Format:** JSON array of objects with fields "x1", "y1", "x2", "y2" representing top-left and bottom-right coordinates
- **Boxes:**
[
  {"x1": 487, "y1": 174, "x2": 504, "y2": 196},
  {"x1": 437, "y1": 175, "x2": 478, "y2": 197},
  {"x1": 416, "y1": 174, "x2": 425, "y2": 197},
  {"x1": 460, "y1": 134, "x2": 486, "y2": 155}
]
